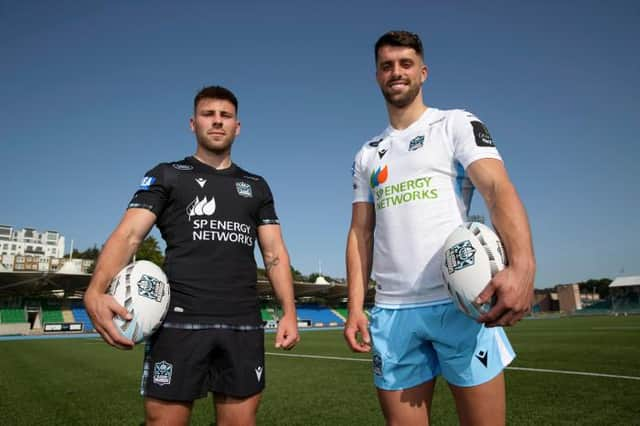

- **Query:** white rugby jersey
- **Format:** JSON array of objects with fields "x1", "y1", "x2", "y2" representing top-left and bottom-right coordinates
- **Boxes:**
[{"x1": 352, "y1": 107, "x2": 502, "y2": 308}]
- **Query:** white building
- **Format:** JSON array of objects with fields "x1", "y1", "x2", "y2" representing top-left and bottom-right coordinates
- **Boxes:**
[{"x1": 0, "y1": 225, "x2": 65, "y2": 258}]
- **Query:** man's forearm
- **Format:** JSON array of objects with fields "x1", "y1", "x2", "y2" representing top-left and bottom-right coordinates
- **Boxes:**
[
  {"x1": 264, "y1": 249, "x2": 297, "y2": 316},
  {"x1": 86, "y1": 219, "x2": 147, "y2": 295},
  {"x1": 346, "y1": 227, "x2": 373, "y2": 313},
  {"x1": 488, "y1": 182, "x2": 535, "y2": 272}
]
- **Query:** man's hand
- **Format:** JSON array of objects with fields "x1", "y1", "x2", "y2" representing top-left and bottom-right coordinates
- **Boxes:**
[
  {"x1": 84, "y1": 290, "x2": 135, "y2": 350},
  {"x1": 343, "y1": 310, "x2": 371, "y2": 352},
  {"x1": 275, "y1": 312, "x2": 300, "y2": 350},
  {"x1": 476, "y1": 264, "x2": 535, "y2": 327}
]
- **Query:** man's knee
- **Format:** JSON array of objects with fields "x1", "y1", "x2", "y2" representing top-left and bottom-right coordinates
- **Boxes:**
[{"x1": 144, "y1": 397, "x2": 192, "y2": 426}]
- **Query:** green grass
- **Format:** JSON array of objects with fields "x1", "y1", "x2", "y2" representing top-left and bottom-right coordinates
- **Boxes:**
[{"x1": 0, "y1": 315, "x2": 639, "y2": 425}]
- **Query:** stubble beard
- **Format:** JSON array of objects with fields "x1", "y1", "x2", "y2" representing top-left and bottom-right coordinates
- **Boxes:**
[
  {"x1": 381, "y1": 81, "x2": 421, "y2": 109},
  {"x1": 196, "y1": 133, "x2": 234, "y2": 156}
]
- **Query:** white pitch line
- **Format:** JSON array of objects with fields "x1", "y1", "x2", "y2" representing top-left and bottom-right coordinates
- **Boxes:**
[
  {"x1": 506, "y1": 367, "x2": 640, "y2": 381},
  {"x1": 265, "y1": 352, "x2": 640, "y2": 381},
  {"x1": 266, "y1": 352, "x2": 370, "y2": 362}
]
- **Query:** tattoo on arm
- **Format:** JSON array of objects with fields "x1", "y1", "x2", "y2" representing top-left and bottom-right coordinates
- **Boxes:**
[{"x1": 265, "y1": 256, "x2": 280, "y2": 272}]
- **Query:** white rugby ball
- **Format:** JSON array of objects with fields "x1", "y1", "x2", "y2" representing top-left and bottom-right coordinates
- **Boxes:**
[
  {"x1": 108, "y1": 260, "x2": 170, "y2": 343},
  {"x1": 441, "y1": 222, "x2": 507, "y2": 319}
]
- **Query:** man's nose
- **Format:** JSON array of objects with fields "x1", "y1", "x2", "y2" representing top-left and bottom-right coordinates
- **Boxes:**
[{"x1": 390, "y1": 63, "x2": 403, "y2": 78}]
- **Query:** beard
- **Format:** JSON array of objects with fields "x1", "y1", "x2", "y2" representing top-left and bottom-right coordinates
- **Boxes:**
[
  {"x1": 195, "y1": 132, "x2": 234, "y2": 155},
  {"x1": 380, "y1": 80, "x2": 422, "y2": 108}
]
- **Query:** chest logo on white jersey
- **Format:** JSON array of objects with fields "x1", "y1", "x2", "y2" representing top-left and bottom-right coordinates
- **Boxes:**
[
  {"x1": 378, "y1": 148, "x2": 388, "y2": 159},
  {"x1": 186, "y1": 195, "x2": 216, "y2": 220},
  {"x1": 408, "y1": 135, "x2": 425, "y2": 151},
  {"x1": 370, "y1": 165, "x2": 389, "y2": 188},
  {"x1": 195, "y1": 178, "x2": 207, "y2": 188}
]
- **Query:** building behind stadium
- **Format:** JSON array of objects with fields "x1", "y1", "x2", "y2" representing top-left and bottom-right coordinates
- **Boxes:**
[{"x1": 0, "y1": 224, "x2": 92, "y2": 273}]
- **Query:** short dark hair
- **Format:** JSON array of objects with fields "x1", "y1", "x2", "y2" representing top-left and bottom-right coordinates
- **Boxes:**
[
  {"x1": 374, "y1": 31, "x2": 424, "y2": 62},
  {"x1": 193, "y1": 86, "x2": 239, "y2": 113}
]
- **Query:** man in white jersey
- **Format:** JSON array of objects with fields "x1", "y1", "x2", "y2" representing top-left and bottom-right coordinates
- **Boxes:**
[{"x1": 344, "y1": 31, "x2": 536, "y2": 425}]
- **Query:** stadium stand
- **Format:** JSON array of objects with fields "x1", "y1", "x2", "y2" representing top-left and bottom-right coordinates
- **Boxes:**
[
  {"x1": 573, "y1": 300, "x2": 612, "y2": 316},
  {"x1": 296, "y1": 304, "x2": 344, "y2": 326},
  {"x1": 41, "y1": 302, "x2": 64, "y2": 324},
  {"x1": 261, "y1": 308, "x2": 276, "y2": 321},
  {"x1": 580, "y1": 300, "x2": 611, "y2": 311},
  {"x1": 609, "y1": 276, "x2": 640, "y2": 313},
  {"x1": 61, "y1": 305, "x2": 75, "y2": 323},
  {"x1": 0, "y1": 307, "x2": 26, "y2": 323},
  {"x1": 334, "y1": 308, "x2": 348, "y2": 321},
  {"x1": 70, "y1": 303, "x2": 94, "y2": 332}
]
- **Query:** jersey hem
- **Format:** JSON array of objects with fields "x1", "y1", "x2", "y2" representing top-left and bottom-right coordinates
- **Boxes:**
[{"x1": 374, "y1": 298, "x2": 452, "y2": 309}]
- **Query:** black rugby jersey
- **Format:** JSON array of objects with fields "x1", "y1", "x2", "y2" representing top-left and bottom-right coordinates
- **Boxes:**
[{"x1": 128, "y1": 156, "x2": 279, "y2": 325}]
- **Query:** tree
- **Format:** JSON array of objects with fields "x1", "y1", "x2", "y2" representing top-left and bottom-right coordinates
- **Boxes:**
[
  {"x1": 290, "y1": 266, "x2": 306, "y2": 282},
  {"x1": 257, "y1": 267, "x2": 267, "y2": 279},
  {"x1": 578, "y1": 278, "x2": 612, "y2": 299},
  {"x1": 72, "y1": 245, "x2": 100, "y2": 260},
  {"x1": 257, "y1": 265, "x2": 306, "y2": 281},
  {"x1": 135, "y1": 236, "x2": 164, "y2": 266}
]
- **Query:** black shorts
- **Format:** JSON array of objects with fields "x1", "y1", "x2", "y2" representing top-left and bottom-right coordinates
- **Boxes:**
[{"x1": 140, "y1": 324, "x2": 265, "y2": 401}]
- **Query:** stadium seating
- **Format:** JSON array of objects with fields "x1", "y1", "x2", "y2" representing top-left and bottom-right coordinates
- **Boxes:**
[
  {"x1": 611, "y1": 298, "x2": 640, "y2": 313},
  {"x1": 0, "y1": 308, "x2": 26, "y2": 323},
  {"x1": 261, "y1": 309, "x2": 276, "y2": 321},
  {"x1": 296, "y1": 304, "x2": 344, "y2": 326},
  {"x1": 41, "y1": 303, "x2": 64, "y2": 323},
  {"x1": 334, "y1": 308, "x2": 348, "y2": 321},
  {"x1": 581, "y1": 300, "x2": 611, "y2": 311},
  {"x1": 70, "y1": 303, "x2": 94, "y2": 332}
]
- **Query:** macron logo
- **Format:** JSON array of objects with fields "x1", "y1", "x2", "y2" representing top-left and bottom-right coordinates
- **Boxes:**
[
  {"x1": 195, "y1": 178, "x2": 207, "y2": 188},
  {"x1": 255, "y1": 366, "x2": 263, "y2": 381},
  {"x1": 475, "y1": 350, "x2": 489, "y2": 368}
]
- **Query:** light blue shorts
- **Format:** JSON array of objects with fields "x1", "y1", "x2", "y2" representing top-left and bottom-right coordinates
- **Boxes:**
[{"x1": 369, "y1": 303, "x2": 515, "y2": 390}]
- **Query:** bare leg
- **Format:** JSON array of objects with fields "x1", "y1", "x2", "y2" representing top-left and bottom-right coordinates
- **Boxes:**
[
  {"x1": 448, "y1": 372, "x2": 506, "y2": 426},
  {"x1": 144, "y1": 397, "x2": 193, "y2": 426},
  {"x1": 377, "y1": 379, "x2": 436, "y2": 426},
  {"x1": 214, "y1": 392, "x2": 262, "y2": 426}
]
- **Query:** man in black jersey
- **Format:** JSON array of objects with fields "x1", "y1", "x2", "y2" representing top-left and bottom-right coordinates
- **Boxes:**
[{"x1": 84, "y1": 86, "x2": 300, "y2": 426}]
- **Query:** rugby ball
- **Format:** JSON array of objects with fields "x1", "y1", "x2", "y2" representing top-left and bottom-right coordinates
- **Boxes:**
[
  {"x1": 441, "y1": 222, "x2": 507, "y2": 319},
  {"x1": 108, "y1": 260, "x2": 170, "y2": 343}
]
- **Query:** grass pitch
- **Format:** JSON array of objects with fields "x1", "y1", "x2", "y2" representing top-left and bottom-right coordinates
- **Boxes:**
[{"x1": 1, "y1": 315, "x2": 639, "y2": 425}]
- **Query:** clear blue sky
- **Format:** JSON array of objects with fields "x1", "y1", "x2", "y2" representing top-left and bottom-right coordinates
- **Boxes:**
[{"x1": 2, "y1": 0, "x2": 638, "y2": 288}]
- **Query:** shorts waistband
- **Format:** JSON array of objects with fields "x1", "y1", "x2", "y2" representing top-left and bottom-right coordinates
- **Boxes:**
[{"x1": 162, "y1": 322, "x2": 264, "y2": 331}]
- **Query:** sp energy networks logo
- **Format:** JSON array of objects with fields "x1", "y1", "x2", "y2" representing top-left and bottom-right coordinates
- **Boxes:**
[
  {"x1": 444, "y1": 240, "x2": 476, "y2": 274},
  {"x1": 188, "y1": 195, "x2": 254, "y2": 247},
  {"x1": 370, "y1": 165, "x2": 388, "y2": 188},
  {"x1": 186, "y1": 196, "x2": 216, "y2": 221}
]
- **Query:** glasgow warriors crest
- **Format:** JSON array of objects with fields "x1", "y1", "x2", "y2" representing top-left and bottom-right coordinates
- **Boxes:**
[
  {"x1": 137, "y1": 274, "x2": 164, "y2": 302},
  {"x1": 445, "y1": 240, "x2": 476, "y2": 274},
  {"x1": 236, "y1": 182, "x2": 253, "y2": 198},
  {"x1": 153, "y1": 361, "x2": 173, "y2": 386}
]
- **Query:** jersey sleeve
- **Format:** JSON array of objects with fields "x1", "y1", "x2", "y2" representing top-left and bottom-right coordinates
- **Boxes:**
[
  {"x1": 449, "y1": 110, "x2": 502, "y2": 169},
  {"x1": 256, "y1": 179, "x2": 280, "y2": 226},
  {"x1": 352, "y1": 148, "x2": 373, "y2": 204},
  {"x1": 127, "y1": 164, "x2": 170, "y2": 217}
]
